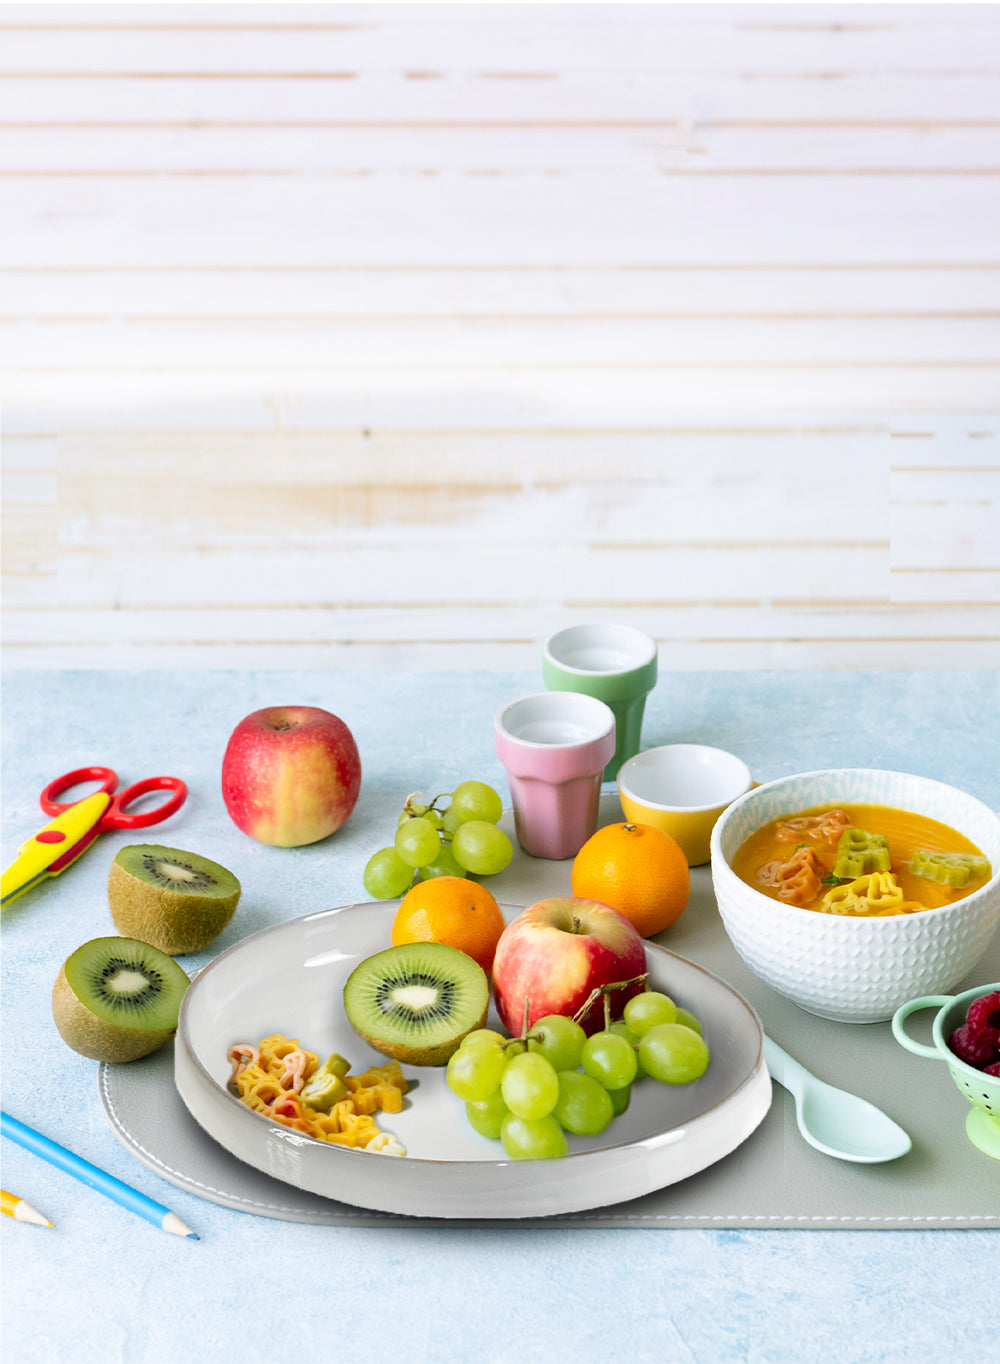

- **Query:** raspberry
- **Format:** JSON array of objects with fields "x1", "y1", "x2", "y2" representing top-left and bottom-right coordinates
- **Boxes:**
[
  {"x1": 965, "y1": 990, "x2": 1000, "y2": 1046},
  {"x1": 985, "y1": 1062, "x2": 1000, "y2": 1078},
  {"x1": 948, "y1": 1023, "x2": 1000, "y2": 1070}
]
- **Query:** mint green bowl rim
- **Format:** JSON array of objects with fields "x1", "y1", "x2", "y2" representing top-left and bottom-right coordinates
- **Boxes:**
[{"x1": 891, "y1": 982, "x2": 1000, "y2": 1097}]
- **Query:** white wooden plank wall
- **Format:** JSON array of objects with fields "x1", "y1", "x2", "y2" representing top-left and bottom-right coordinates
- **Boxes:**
[{"x1": 1, "y1": 2, "x2": 998, "y2": 671}]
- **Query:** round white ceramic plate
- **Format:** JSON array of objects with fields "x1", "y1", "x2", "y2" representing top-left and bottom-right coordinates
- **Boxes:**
[{"x1": 171, "y1": 899, "x2": 769, "y2": 1220}]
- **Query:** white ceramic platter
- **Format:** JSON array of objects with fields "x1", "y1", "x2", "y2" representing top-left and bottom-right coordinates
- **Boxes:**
[{"x1": 174, "y1": 901, "x2": 769, "y2": 1220}]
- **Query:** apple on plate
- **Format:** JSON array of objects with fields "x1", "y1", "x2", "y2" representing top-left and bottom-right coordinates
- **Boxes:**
[
  {"x1": 221, "y1": 705, "x2": 361, "y2": 847},
  {"x1": 492, "y1": 897, "x2": 648, "y2": 1036}
]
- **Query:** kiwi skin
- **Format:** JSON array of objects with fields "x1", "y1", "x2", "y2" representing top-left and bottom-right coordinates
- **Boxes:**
[
  {"x1": 108, "y1": 844, "x2": 241, "y2": 955},
  {"x1": 51, "y1": 937, "x2": 191, "y2": 1063},
  {"x1": 352, "y1": 1012, "x2": 488, "y2": 1068}
]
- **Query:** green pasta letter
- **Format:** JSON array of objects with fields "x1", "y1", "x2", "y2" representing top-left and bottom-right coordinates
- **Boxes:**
[
  {"x1": 833, "y1": 828, "x2": 892, "y2": 879},
  {"x1": 301, "y1": 1052, "x2": 351, "y2": 1112},
  {"x1": 909, "y1": 850, "x2": 991, "y2": 889}
]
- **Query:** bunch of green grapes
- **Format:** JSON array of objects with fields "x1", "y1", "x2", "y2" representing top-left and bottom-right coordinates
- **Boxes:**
[
  {"x1": 363, "y1": 779, "x2": 514, "y2": 899},
  {"x1": 446, "y1": 991, "x2": 711, "y2": 1160}
]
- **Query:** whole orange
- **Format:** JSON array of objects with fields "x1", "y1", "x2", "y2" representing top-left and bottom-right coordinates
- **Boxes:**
[
  {"x1": 391, "y1": 876, "x2": 506, "y2": 975},
  {"x1": 571, "y1": 821, "x2": 690, "y2": 937}
]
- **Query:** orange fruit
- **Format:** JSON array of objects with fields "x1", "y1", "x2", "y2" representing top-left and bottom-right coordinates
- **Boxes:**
[
  {"x1": 391, "y1": 876, "x2": 506, "y2": 975},
  {"x1": 571, "y1": 821, "x2": 690, "y2": 938}
]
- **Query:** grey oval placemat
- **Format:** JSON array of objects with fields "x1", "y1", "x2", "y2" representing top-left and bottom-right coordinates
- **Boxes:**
[{"x1": 99, "y1": 858, "x2": 1000, "y2": 1229}]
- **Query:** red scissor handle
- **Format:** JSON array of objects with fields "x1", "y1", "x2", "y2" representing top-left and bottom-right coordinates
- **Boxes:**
[
  {"x1": 40, "y1": 767, "x2": 119, "y2": 813},
  {"x1": 40, "y1": 767, "x2": 188, "y2": 829},
  {"x1": 105, "y1": 776, "x2": 188, "y2": 829}
]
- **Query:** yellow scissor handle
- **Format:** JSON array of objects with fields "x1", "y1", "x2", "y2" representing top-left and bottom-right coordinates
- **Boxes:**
[{"x1": 0, "y1": 792, "x2": 111, "y2": 906}]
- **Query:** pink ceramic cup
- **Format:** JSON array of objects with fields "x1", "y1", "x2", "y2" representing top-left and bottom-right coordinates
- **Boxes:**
[{"x1": 494, "y1": 692, "x2": 616, "y2": 860}]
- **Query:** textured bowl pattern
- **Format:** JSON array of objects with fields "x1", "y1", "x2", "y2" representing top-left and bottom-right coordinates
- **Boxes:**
[{"x1": 711, "y1": 769, "x2": 1000, "y2": 1024}]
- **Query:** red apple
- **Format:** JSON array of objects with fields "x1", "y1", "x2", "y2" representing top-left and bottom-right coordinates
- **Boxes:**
[
  {"x1": 492, "y1": 897, "x2": 647, "y2": 1036},
  {"x1": 221, "y1": 705, "x2": 361, "y2": 847}
]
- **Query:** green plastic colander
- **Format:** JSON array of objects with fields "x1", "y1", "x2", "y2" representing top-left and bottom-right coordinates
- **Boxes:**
[{"x1": 892, "y1": 982, "x2": 1000, "y2": 1160}]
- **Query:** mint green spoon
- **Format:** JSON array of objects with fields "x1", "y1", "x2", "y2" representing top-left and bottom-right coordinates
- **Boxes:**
[{"x1": 764, "y1": 1036, "x2": 912, "y2": 1163}]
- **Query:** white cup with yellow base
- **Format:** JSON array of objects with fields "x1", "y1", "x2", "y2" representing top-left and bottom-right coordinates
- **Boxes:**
[{"x1": 617, "y1": 744, "x2": 753, "y2": 867}]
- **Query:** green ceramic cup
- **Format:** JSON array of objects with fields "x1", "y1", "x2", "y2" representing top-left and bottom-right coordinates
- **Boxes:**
[{"x1": 542, "y1": 624, "x2": 658, "y2": 781}]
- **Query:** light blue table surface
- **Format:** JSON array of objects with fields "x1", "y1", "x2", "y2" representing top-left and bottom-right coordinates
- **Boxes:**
[{"x1": 2, "y1": 668, "x2": 997, "y2": 1364}]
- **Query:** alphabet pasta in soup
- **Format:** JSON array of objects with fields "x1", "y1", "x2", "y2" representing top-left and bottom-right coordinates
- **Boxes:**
[{"x1": 730, "y1": 804, "x2": 992, "y2": 916}]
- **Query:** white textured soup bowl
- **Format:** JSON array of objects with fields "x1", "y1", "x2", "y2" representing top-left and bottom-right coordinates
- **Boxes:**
[{"x1": 710, "y1": 769, "x2": 1000, "y2": 1024}]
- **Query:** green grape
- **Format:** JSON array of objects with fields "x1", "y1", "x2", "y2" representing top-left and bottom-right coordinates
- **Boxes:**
[
  {"x1": 527, "y1": 1015, "x2": 587, "y2": 1071},
  {"x1": 500, "y1": 1051, "x2": 560, "y2": 1120},
  {"x1": 500, "y1": 1113, "x2": 568, "y2": 1161},
  {"x1": 465, "y1": 1089, "x2": 511, "y2": 1141},
  {"x1": 421, "y1": 809, "x2": 445, "y2": 831},
  {"x1": 416, "y1": 839, "x2": 468, "y2": 881},
  {"x1": 607, "y1": 1021, "x2": 645, "y2": 1076},
  {"x1": 553, "y1": 1070, "x2": 614, "y2": 1136},
  {"x1": 397, "y1": 803, "x2": 429, "y2": 829},
  {"x1": 459, "y1": 1029, "x2": 508, "y2": 1053},
  {"x1": 623, "y1": 991, "x2": 678, "y2": 1036},
  {"x1": 446, "y1": 1044, "x2": 508, "y2": 1102},
  {"x1": 452, "y1": 821, "x2": 513, "y2": 876},
  {"x1": 607, "y1": 1020, "x2": 642, "y2": 1047},
  {"x1": 394, "y1": 816, "x2": 442, "y2": 868},
  {"x1": 674, "y1": 1007, "x2": 703, "y2": 1036},
  {"x1": 363, "y1": 847, "x2": 415, "y2": 899},
  {"x1": 638, "y1": 1023, "x2": 711, "y2": 1085},
  {"x1": 580, "y1": 1031, "x2": 638, "y2": 1091},
  {"x1": 607, "y1": 1083, "x2": 631, "y2": 1116},
  {"x1": 449, "y1": 780, "x2": 504, "y2": 827},
  {"x1": 442, "y1": 805, "x2": 463, "y2": 836}
]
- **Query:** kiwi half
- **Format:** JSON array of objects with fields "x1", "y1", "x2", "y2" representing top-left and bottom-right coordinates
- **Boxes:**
[
  {"x1": 52, "y1": 936, "x2": 191, "y2": 1063},
  {"x1": 343, "y1": 942, "x2": 489, "y2": 1067},
  {"x1": 108, "y1": 844, "x2": 241, "y2": 955}
]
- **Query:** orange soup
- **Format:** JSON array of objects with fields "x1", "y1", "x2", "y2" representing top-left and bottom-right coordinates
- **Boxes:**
[{"x1": 731, "y1": 803, "x2": 992, "y2": 916}]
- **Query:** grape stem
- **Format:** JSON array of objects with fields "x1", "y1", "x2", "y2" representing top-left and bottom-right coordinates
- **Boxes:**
[
  {"x1": 401, "y1": 791, "x2": 456, "y2": 854},
  {"x1": 402, "y1": 791, "x2": 453, "y2": 817},
  {"x1": 570, "y1": 974, "x2": 649, "y2": 1028},
  {"x1": 517, "y1": 975, "x2": 649, "y2": 1038},
  {"x1": 401, "y1": 791, "x2": 459, "y2": 849},
  {"x1": 511, "y1": 974, "x2": 648, "y2": 1054}
]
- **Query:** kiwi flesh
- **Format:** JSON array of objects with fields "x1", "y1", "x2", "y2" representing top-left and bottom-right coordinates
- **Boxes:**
[
  {"x1": 52, "y1": 936, "x2": 191, "y2": 1063},
  {"x1": 343, "y1": 942, "x2": 489, "y2": 1067},
  {"x1": 108, "y1": 844, "x2": 241, "y2": 955}
]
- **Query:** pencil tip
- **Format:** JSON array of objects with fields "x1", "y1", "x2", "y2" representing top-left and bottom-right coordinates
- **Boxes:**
[
  {"x1": 17, "y1": 1204, "x2": 54, "y2": 1227},
  {"x1": 162, "y1": 1211, "x2": 199, "y2": 1238}
]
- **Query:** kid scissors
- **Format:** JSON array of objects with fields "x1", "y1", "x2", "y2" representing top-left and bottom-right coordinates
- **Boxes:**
[{"x1": 1, "y1": 767, "x2": 188, "y2": 907}]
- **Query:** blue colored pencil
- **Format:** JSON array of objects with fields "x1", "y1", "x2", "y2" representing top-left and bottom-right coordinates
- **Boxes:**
[{"x1": 0, "y1": 1111, "x2": 198, "y2": 1239}]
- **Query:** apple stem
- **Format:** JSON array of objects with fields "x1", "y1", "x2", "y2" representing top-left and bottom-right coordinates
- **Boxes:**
[{"x1": 521, "y1": 995, "x2": 531, "y2": 1039}]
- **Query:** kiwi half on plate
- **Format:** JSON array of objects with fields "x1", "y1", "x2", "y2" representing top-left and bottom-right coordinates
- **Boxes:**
[
  {"x1": 52, "y1": 936, "x2": 191, "y2": 1063},
  {"x1": 108, "y1": 844, "x2": 241, "y2": 955},
  {"x1": 343, "y1": 942, "x2": 490, "y2": 1066}
]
